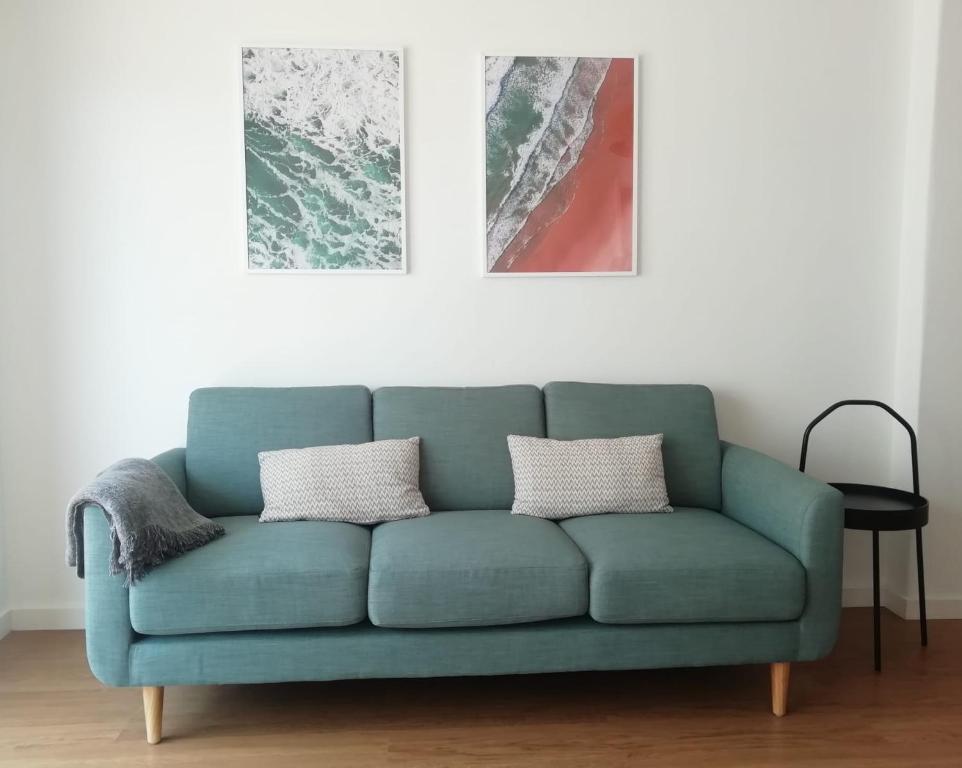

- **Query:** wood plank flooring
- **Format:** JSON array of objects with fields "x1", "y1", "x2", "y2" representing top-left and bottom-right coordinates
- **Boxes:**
[{"x1": 1, "y1": 609, "x2": 959, "y2": 767}]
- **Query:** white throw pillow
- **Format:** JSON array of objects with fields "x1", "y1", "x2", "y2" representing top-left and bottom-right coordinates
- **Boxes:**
[
  {"x1": 258, "y1": 438, "x2": 430, "y2": 524},
  {"x1": 507, "y1": 434, "x2": 672, "y2": 519}
]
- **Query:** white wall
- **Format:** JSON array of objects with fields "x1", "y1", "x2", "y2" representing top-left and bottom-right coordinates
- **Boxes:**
[
  {"x1": 0, "y1": 2, "x2": 23, "y2": 640},
  {"x1": 0, "y1": 0, "x2": 922, "y2": 626},
  {"x1": 0, "y1": 474, "x2": 8, "y2": 638},
  {"x1": 909, "y1": 0, "x2": 962, "y2": 618},
  {"x1": 881, "y1": 0, "x2": 942, "y2": 616}
]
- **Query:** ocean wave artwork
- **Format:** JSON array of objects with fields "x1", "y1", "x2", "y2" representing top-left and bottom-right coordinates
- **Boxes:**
[
  {"x1": 243, "y1": 47, "x2": 404, "y2": 271},
  {"x1": 484, "y1": 56, "x2": 636, "y2": 275}
]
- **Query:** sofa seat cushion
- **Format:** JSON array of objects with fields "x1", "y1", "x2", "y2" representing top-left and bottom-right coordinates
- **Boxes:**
[
  {"x1": 130, "y1": 516, "x2": 370, "y2": 635},
  {"x1": 368, "y1": 510, "x2": 588, "y2": 628},
  {"x1": 560, "y1": 509, "x2": 805, "y2": 624}
]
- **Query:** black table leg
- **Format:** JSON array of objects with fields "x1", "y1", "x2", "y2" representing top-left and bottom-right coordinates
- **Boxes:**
[
  {"x1": 916, "y1": 527, "x2": 928, "y2": 647},
  {"x1": 873, "y1": 530, "x2": 881, "y2": 672}
]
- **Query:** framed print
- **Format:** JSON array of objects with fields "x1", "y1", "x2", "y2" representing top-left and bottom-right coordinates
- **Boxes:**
[
  {"x1": 242, "y1": 46, "x2": 406, "y2": 272},
  {"x1": 483, "y1": 55, "x2": 637, "y2": 276}
]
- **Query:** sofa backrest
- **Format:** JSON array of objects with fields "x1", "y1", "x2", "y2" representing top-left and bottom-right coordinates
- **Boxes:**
[
  {"x1": 544, "y1": 382, "x2": 722, "y2": 510},
  {"x1": 186, "y1": 386, "x2": 373, "y2": 516},
  {"x1": 373, "y1": 385, "x2": 545, "y2": 510},
  {"x1": 183, "y1": 382, "x2": 721, "y2": 516}
]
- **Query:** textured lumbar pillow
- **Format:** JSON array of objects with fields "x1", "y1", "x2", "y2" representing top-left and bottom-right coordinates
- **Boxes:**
[
  {"x1": 259, "y1": 438, "x2": 430, "y2": 524},
  {"x1": 507, "y1": 434, "x2": 672, "y2": 519}
]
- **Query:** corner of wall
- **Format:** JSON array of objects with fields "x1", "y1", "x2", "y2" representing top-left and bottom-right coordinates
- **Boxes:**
[
  {"x1": 0, "y1": 461, "x2": 9, "y2": 641},
  {"x1": 884, "y1": 0, "x2": 943, "y2": 603}
]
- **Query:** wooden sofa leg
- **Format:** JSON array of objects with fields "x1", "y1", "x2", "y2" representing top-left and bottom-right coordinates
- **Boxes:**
[
  {"x1": 143, "y1": 686, "x2": 164, "y2": 744},
  {"x1": 770, "y1": 662, "x2": 790, "y2": 716}
]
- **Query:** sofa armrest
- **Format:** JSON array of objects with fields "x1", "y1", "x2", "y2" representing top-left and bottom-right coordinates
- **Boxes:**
[
  {"x1": 151, "y1": 447, "x2": 187, "y2": 497},
  {"x1": 720, "y1": 442, "x2": 844, "y2": 660},
  {"x1": 83, "y1": 506, "x2": 133, "y2": 686},
  {"x1": 83, "y1": 448, "x2": 186, "y2": 686}
]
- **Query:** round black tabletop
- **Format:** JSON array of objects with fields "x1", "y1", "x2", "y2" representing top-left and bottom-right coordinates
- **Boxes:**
[{"x1": 830, "y1": 482, "x2": 929, "y2": 531}]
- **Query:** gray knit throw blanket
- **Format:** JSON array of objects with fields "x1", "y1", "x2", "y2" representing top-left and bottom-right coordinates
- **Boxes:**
[{"x1": 67, "y1": 458, "x2": 225, "y2": 585}]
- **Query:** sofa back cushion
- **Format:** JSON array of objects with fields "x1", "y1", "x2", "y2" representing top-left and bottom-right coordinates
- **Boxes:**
[
  {"x1": 186, "y1": 386, "x2": 372, "y2": 517},
  {"x1": 374, "y1": 386, "x2": 545, "y2": 510},
  {"x1": 543, "y1": 382, "x2": 721, "y2": 510}
]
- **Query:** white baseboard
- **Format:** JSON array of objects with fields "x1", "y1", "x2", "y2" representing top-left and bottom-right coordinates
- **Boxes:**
[
  {"x1": 842, "y1": 587, "x2": 962, "y2": 619},
  {"x1": 880, "y1": 591, "x2": 962, "y2": 620},
  {"x1": 10, "y1": 607, "x2": 84, "y2": 631},
  {"x1": 0, "y1": 610, "x2": 11, "y2": 641},
  {"x1": 843, "y1": 587, "x2": 898, "y2": 611}
]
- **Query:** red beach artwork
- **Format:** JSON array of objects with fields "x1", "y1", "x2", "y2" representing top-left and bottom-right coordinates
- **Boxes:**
[{"x1": 484, "y1": 56, "x2": 635, "y2": 274}]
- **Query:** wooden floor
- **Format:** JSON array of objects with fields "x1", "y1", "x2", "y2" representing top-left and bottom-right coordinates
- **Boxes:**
[{"x1": 1, "y1": 609, "x2": 959, "y2": 767}]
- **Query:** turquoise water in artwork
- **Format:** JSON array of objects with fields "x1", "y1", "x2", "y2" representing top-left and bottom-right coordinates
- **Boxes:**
[{"x1": 243, "y1": 48, "x2": 403, "y2": 270}]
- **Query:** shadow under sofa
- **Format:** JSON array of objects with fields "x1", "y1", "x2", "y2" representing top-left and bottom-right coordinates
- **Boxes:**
[{"x1": 80, "y1": 382, "x2": 843, "y2": 744}]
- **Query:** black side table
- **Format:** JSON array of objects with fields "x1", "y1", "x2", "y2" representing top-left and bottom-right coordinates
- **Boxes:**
[{"x1": 800, "y1": 400, "x2": 929, "y2": 672}]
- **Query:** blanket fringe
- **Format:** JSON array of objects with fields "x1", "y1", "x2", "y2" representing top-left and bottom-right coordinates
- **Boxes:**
[{"x1": 111, "y1": 521, "x2": 225, "y2": 586}]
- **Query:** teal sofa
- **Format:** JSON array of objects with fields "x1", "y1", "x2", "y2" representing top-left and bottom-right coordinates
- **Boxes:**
[{"x1": 81, "y1": 383, "x2": 844, "y2": 743}]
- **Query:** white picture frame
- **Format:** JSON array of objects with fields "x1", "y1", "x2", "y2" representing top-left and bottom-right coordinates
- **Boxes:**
[{"x1": 481, "y1": 54, "x2": 639, "y2": 278}]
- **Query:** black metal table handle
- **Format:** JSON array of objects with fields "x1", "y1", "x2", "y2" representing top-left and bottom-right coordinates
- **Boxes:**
[{"x1": 799, "y1": 399, "x2": 921, "y2": 495}]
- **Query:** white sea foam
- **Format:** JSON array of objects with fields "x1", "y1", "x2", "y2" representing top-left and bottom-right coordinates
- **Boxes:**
[
  {"x1": 485, "y1": 56, "x2": 515, "y2": 115},
  {"x1": 243, "y1": 47, "x2": 400, "y2": 155}
]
